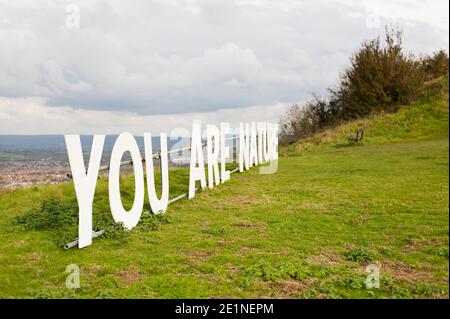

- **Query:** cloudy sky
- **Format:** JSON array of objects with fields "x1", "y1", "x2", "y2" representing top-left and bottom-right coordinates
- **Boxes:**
[{"x1": 0, "y1": 0, "x2": 448, "y2": 135}]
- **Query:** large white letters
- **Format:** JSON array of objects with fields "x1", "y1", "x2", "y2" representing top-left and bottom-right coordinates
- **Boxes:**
[
  {"x1": 65, "y1": 135, "x2": 105, "y2": 248},
  {"x1": 144, "y1": 133, "x2": 169, "y2": 214},
  {"x1": 189, "y1": 121, "x2": 207, "y2": 199},
  {"x1": 265, "y1": 123, "x2": 273, "y2": 161},
  {"x1": 206, "y1": 124, "x2": 221, "y2": 189},
  {"x1": 66, "y1": 121, "x2": 279, "y2": 248},
  {"x1": 257, "y1": 122, "x2": 265, "y2": 164},
  {"x1": 109, "y1": 132, "x2": 145, "y2": 230},
  {"x1": 271, "y1": 123, "x2": 279, "y2": 160},
  {"x1": 220, "y1": 122, "x2": 231, "y2": 183},
  {"x1": 249, "y1": 122, "x2": 259, "y2": 167},
  {"x1": 239, "y1": 122, "x2": 251, "y2": 172}
]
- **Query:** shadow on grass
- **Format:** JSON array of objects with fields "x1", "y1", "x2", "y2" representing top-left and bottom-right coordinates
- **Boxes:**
[{"x1": 334, "y1": 142, "x2": 365, "y2": 149}]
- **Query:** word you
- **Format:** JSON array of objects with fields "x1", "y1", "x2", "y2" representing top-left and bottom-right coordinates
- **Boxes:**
[{"x1": 65, "y1": 121, "x2": 279, "y2": 248}]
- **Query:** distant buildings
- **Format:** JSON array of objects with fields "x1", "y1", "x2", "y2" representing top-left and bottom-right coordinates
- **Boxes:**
[{"x1": 0, "y1": 160, "x2": 69, "y2": 190}]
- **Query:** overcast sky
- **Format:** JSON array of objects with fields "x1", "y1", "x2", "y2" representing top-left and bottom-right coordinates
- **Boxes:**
[{"x1": 0, "y1": 0, "x2": 448, "y2": 135}]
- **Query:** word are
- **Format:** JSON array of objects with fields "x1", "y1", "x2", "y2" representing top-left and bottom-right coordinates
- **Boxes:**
[{"x1": 65, "y1": 121, "x2": 278, "y2": 248}]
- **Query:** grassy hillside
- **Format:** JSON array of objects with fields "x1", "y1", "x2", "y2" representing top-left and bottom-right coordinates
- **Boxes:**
[
  {"x1": 0, "y1": 78, "x2": 448, "y2": 298},
  {"x1": 280, "y1": 76, "x2": 449, "y2": 156}
]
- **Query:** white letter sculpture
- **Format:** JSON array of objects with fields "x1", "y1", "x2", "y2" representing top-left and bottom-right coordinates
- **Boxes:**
[
  {"x1": 109, "y1": 132, "x2": 145, "y2": 229},
  {"x1": 189, "y1": 120, "x2": 207, "y2": 199},
  {"x1": 65, "y1": 121, "x2": 279, "y2": 248},
  {"x1": 220, "y1": 122, "x2": 231, "y2": 183},
  {"x1": 207, "y1": 124, "x2": 221, "y2": 188},
  {"x1": 65, "y1": 135, "x2": 105, "y2": 248},
  {"x1": 144, "y1": 133, "x2": 169, "y2": 214}
]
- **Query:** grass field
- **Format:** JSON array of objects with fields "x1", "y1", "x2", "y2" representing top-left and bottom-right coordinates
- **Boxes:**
[{"x1": 0, "y1": 78, "x2": 448, "y2": 299}]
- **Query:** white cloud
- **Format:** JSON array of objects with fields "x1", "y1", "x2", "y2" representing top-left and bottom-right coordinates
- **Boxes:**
[
  {"x1": 0, "y1": 0, "x2": 448, "y2": 133},
  {"x1": 0, "y1": 96, "x2": 289, "y2": 135}
]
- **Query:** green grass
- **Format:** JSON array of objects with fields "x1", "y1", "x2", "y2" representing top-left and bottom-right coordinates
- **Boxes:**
[{"x1": 0, "y1": 77, "x2": 448, "y2": 298}]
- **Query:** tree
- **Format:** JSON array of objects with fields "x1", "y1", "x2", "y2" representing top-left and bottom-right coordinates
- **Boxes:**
[{"x1": 330, "y1": 27, "x2": 424, "y2": 119}]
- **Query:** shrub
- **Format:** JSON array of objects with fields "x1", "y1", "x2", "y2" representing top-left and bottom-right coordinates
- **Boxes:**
[
  {"x1": 421, "y1": 50, "x2": 449, "y2": 81},
  {"x1": 343, "y1": 247, "x2": 377, "y2": 262},
  {"x1": 14, "y1": 197, "x2": 171, "y2": 247},
  {"x1": 137, "y1": 213, "x2": 170, "y2": 231},
  {"x1": 102, "y1": 222, "x2": 132, "y2": 245},
  {"x1": 428, "y1": 246, "x2": 449, "y2": 258},
  {"x1": 336, "y1": 273, "x2": 366, "y2": 290},
  {"x1": 14, "y1": 199, "x2": 78, "y2": 230},
  {"x1": 204, "y1": 226, "x2": 225, "y2": 236},
  {"x1": 330, "y1": 27, "x2": 424, "y2": 119},
  {"x1": 279, "y1": 27, "x2": 447, "y2": 145},
  {"x1": 279, "y1": 96, "x2": 334, "y2": 145}
]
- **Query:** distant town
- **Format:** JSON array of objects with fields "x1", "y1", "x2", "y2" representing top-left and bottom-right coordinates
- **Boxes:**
[
  {"x1": 0, "y1": 158, "x2": 70, "y2": 190},
  {"x1": 0, "y1": 135, "x2": 131, "y2": 190},
  {"x1": 0, "y1": 134, "x2": 237, "y2": 190}
]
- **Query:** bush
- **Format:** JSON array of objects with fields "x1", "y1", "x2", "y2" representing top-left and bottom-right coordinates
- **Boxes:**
[
  {"x1": 330, "y1": 27, "x2": 424, "y2": 119},
  {"x1": 14, "y1": 197, "x2": 171, "y2": 247},
  {"x1": 279, "y1": 27, "x2": 448, "y2": 145},
  {"x1": 102, "y1": 222, "x2": 132, "y2": 245},
  {"x1": 14, "y1": 199, "x2": 78, "y2": 230},
  {"x1": 421, "y1": 50, "x2": 449, "y2": 81},
  {"x1": 137, "y1": 213, "x2": 170, "y2": 231},
  {"x1": 279, "y1": 96, "x2": 334, "y2": 145},
  {"x1": 428, "y1": 246, "x2": 449, "y2": 258},
  {"x1": 344, "y1": 247, "x2": 377, "y2": 262}
]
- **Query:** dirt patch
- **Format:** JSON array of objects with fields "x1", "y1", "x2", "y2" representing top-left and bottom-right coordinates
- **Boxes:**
[
  {"x1": 27, "y1": 252, "x2": 43, "y2": 262},
  {"x1": 403, "y1": 237, "x2": 447, "y2": 253},
  {"x1": 353, "y1": 259, "x2": 437, "y2": 285},
  {"x1": 263, "y1": 247, "x2": 293, "y2": 255},
  {"x1": 347, "y1": 213, "x2": 372, "y2": 226},
  {"x1": 236, "y1": 247, "x2": 292, "y2": 258},
  {"x1": 198, "y1": 222, "x2": 212, "y2": 234},
  {"x1": 380, "y1": 260, "x2": 436, "y2": 285},
  {"x1": 80, "y1": 263, "x2": 103, "y2": 277},
  {"x1": 234, "y1": 222, "x2": 268, "y2": 230},
  {"x1": 14, "y1": 240, "x2": 27, "y2": 248},
  {"x1": 184, "y1": 250, "x2": 218, "y2": 259},
  {"x1": 263, "y1": 278, "x2": 316, "y2": 298},
  {"x1": 226, "y1": 265, "x2": 241, "y2": 274},
  {"x1": 209, "y1": 295, "x2": 238, "y2": 299},
  {"x1": 307, "y1": 252, "x2": 342, "y2": 266},
  {"x1": 343, "y1": 243, "x2": 356, "y2": 250},
  {"x1": 116, "y1": 265, "x2": 144, "y2": 284},
  {"x1": 87, "y1": 263, "x2": 102, "y2": 273},
  {"x1": 237, "y1": 247, "x2": 261, "y2": 257},
  {"x1": 403, "y1": 238, "x2": 421, "y2": 252},
  {"x1": 217, "y1": 240, "x2": 236, "y2": 246},
  {"x1": 215, "y1": 195, "x2": 259, "y2": 207},
  {"x1": 195, "y1": 273, "x2": 222, "y2": 285}
]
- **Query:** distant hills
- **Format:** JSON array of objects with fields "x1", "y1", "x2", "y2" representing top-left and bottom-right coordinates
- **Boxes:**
[
  {"x1": 0, "y1": 135, "x2": 158, "y2": 152},
  {"x1": 0, "y1": 135, "x2": 189, "y2": 162}
]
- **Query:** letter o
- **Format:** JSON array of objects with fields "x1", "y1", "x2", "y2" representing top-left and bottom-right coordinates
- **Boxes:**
[{"x1": 109, "y1": 132, "x2": 144, "y2": 230}]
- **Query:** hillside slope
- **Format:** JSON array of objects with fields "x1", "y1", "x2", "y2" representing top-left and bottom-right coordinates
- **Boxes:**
[
  {"x1": 281, "y1": 76, "x2": 448, "y2": 156},
  {"x1": 0, "y1": 77, "x2": 448, "y2": 298}
]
